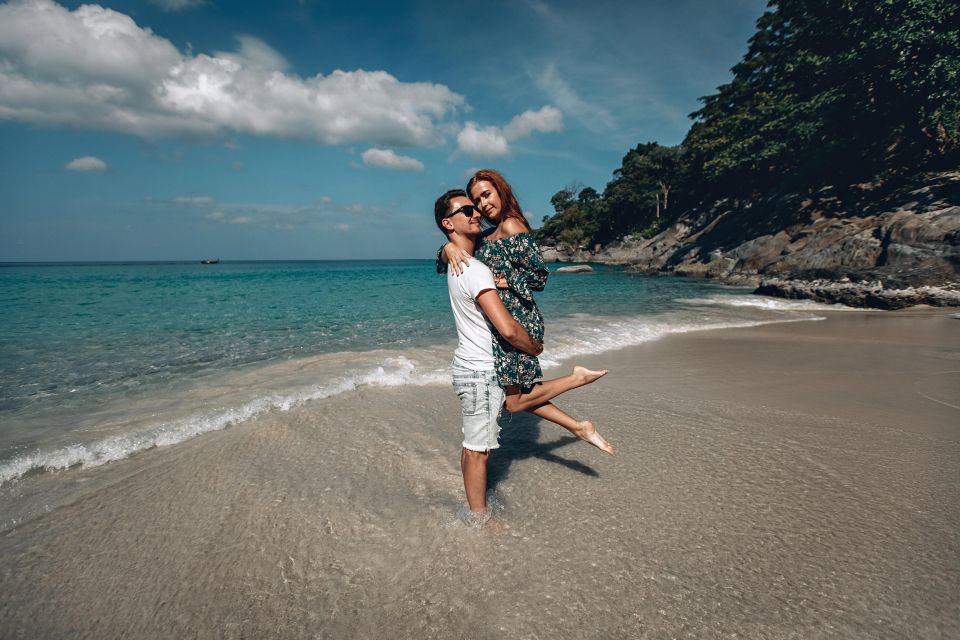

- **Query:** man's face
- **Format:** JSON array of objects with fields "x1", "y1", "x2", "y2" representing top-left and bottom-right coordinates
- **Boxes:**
[{"x1": 444, "y1": 196, "x2": 482, "y2": 238}]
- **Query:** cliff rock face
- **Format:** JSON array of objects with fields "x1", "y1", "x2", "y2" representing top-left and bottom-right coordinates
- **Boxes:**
[{"x1": 541, "y1": 172, "x2": 960, "y2": 308}]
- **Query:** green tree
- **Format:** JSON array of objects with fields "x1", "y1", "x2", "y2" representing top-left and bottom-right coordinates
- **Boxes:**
[
  {"x1": 602, "y1": 143, "x2": 683, "y2": 241},
  {"x1": 685, "y1": 0, "x2": 960, "y2": 198}
]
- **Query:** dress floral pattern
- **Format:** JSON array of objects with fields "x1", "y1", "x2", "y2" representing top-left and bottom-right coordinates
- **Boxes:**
[{"x1": 474, "y1": 232, "x2": 548, "y2": 388}]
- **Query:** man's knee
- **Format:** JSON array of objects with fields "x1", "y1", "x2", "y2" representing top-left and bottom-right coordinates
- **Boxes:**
[{"x1": 462, "y1": 447, "x2": 490, "y2": 462}]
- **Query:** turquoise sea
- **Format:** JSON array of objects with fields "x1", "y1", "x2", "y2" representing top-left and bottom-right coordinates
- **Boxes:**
[{"x1": 0, "y1": 260, "x2": 841, "y2": 486}]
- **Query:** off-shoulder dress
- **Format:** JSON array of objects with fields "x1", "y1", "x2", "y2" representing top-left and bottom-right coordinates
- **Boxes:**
[{"x1": 475, "y1": 232, "x2": 548, "y2": 388}]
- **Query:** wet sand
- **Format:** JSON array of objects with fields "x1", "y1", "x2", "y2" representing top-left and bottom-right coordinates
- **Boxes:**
[{"x1": 1, "y1": 310, "x2": 958, "y2": 639}]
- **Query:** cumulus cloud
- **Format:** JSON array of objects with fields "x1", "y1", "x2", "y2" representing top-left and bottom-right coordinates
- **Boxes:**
[
  {"x1": 214, "y1": 35, "x2": 288, "y2": 72},
  {"x1": 456, "y1": 106, "x2": 563, "y2": 157},
  {"x1": 361, "y1": 148, "x2": 424, "y2": 172},
  {"x1": 64, "y1": 155, "x2": 106, "y2": 171},
  {"x1": 147, "y1": 0, "x2": 205, "y2": 12},
  {"x1": 503, "y1": 106, "x2": 563, "y2": 139},
  {"x1": 0, "y1": 0, "x2": 464, "y2": 146},
  {"x1": 456, "y1": 123, "x2": 510, "y2": 158}
]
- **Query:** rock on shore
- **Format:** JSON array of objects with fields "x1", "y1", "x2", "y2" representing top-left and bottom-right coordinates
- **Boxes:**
[
  {"x1": 554, "y1": 265, "x2": 594, "y2": 273},
  {"x1": 540, "y1": 171, "x2": 960, "y2": 309}
]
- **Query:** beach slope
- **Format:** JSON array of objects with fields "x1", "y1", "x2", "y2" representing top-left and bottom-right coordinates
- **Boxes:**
[{"x1": 1, "y1": 311, "x2": 958, "y2": 639}]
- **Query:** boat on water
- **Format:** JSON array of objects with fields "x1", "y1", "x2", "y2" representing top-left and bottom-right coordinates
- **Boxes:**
[{"x1": 200, "y1": 259, "x2": 220, "y2": 264}]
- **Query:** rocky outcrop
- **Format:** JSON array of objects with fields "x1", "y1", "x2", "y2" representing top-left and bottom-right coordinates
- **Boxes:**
[
  {"x1": 554, "y1": 265, "x2": 594, "y2": 273},
  {"x1": 755, "y1": 277, "x2": 960, "y2": 310},
  {"x1": 539, "y1": 172, "x2": 960, "y2": 308}
]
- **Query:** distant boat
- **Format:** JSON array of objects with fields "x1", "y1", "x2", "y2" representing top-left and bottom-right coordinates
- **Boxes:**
[{"x1": 200, "y1": 259, "x2": 220, "y2": 264}]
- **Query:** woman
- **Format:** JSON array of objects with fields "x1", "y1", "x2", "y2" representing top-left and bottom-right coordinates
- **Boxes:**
[{"x1": 439, "y1": 169, "x2": 613, "y2": 454}]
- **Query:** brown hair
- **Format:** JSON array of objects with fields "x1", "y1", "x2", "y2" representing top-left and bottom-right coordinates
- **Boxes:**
[
  {"x1": 433, "y1": 189, "x2": 467, "y2": 234},
  {"x1": 466, "y1": 169, "x2": 531, "y2": 230}
]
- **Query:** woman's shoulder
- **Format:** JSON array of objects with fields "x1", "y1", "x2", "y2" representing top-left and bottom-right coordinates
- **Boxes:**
[{"x1": 499, "y1": 216, "x2": 532, "y2": 237}]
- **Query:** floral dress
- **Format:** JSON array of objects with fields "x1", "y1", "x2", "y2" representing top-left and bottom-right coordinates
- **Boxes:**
[{"x1": 474, "y1": 233, "x2": 549, "y2": 388}]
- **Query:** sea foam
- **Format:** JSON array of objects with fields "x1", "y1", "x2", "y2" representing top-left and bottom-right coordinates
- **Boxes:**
[
  {"x1": 0, "y1": 355, "x2": 446, "y2": 485},
  {"x1": 1, "y1": 298, "x2": 828, "y2": 486}
]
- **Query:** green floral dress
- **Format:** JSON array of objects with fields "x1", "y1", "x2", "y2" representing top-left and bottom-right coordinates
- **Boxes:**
[{"x1": 474, "y1": 233, "x2": 549, "y2": 388}]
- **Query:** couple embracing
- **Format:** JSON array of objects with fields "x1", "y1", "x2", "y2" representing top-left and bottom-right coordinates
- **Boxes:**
[{"x1": 435, "y1": 169, "x2": 614, "y2": 529}]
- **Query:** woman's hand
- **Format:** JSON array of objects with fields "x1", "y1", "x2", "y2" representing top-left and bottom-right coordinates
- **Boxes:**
[
  {"x1": 443, "y1": 243, "x2": 472, "y2": 276},
  {"x1": 494, "y1": 274, "x2": 509, "y2": 289}
]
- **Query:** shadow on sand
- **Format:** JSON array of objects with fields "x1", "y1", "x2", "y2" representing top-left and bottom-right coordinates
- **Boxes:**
[{"x1": 487, "y1": 410, "x2": 598, "y2": 491}]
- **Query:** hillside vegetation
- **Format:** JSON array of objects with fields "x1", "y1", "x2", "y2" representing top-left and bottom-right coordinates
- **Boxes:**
[{"x1": 538, "y1": 0, "x2": 959, "y2": 252}]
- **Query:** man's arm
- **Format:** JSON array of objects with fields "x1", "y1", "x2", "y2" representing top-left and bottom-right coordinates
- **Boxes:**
[{"x1": 476, "y1": 289, "x2": 543, "y2": 357}]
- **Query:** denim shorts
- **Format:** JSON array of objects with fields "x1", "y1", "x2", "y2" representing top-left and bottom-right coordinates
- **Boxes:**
[{"x1": 452, "y1": 364, "x2": 505, "y2": 452}]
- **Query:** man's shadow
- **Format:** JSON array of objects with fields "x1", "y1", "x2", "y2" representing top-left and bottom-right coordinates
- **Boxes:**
[{"x1": 487, "y1": 410, "x2": 599, "y2": 490}]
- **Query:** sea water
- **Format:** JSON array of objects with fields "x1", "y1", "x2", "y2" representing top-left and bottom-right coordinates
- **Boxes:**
[{"x1": 0, "y1": 260, "x2": 845, "y2": 485}]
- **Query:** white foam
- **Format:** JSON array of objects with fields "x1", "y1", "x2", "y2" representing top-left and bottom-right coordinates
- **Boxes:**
[
  {"x1": 0, "y1": 356, "x2": 445, "y2": 486},
  {"x1": 0, "y1": 303, "x2": 827, "y2": 486},
  {"x1": 539, "y1": 314, "x2": 823, "y2": 368},
  {"x1": 677, "y1": 294, "x2": 857, "y2": 311}
]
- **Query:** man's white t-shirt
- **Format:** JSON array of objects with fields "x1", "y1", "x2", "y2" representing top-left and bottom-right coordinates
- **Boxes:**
[{"x1": 448, "y1": 259, "x2": 496, "y2": 370}]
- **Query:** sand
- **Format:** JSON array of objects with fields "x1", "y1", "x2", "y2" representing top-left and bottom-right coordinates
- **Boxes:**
[{"x1": 1, "y1": 310, "x2": 958, "y2": 639}]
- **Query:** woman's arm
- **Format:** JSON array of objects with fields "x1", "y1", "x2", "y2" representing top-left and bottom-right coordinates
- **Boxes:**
[
  {"x1": 435, "y1": 242, "x2": 472, "y2": 276},
  {"x1": 498, "y1": 219, "x2": 549, "y2": 300}
]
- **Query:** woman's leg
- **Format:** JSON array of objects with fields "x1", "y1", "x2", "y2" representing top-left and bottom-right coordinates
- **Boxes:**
[
  {"x1": 525, "y1": 402, "x2": 614, "y2": 455},
  {"x1": 501, "y1": 365, "x2": 608, "y2": 413},
  {"x1": 501, "y1": 367, "x2": 615, "y2": 455}
]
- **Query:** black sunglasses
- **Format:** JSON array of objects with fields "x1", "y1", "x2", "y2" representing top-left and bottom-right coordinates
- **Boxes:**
[{"x1": 446, "y1": 204, "x2": 479, "y2": 219}]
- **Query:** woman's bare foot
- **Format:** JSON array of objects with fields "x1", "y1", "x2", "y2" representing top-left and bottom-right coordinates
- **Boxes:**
[
  {"x1": 572, "y1": 420, "x2": 615, "y2": 455},
  {"x1": 573, "y1": 366, "x2": 608, "y2": 385}
]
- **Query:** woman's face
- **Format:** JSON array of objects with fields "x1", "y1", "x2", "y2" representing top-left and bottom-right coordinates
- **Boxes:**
[{"x1": 469, "y1": 180, "x2": 502, "y2": 223}]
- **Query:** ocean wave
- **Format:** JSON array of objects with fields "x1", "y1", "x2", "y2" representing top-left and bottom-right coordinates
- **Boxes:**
[
  {"x1": 1, "y1": 302, "x2": 829, "y2": 485},
  {"x1": 675, "y1": 294, "x2": 857, "y2": 311},
  {"x1": 0, "y1": 356, "x2": 446, "y2": 486},
  {"x1": 539, "y1": 314, "x2": 823, "y2": 368}
]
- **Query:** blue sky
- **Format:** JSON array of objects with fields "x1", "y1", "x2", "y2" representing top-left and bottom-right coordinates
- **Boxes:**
[{"x1": 0, "y1": 0, "x2": 768, "y2": 261}]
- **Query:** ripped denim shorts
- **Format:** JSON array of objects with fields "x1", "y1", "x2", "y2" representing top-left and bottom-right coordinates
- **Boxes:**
[{"x1": 452, "y1": 363, "x2": 505, "y2": 452}]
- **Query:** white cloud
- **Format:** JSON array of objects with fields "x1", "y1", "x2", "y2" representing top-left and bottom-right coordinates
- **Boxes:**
[
  {"x1": 456, "y1": 106, "x2": 563, "y2": 157},
  {"x1": 334, "y1": 222, "x2": 351, "y2": 231},
  {"x1": 503, "y1": 106, "x2": 563, "y2": 139},
  {"x1": 361, "y1": 148, "x2": 424, "y2": 172},
  {"x1": 0, "y1": 0, "x2": 465, "y2": 146},
  {"x1": 147, "y1": 0, "x2": 205, "y2": 12},
  {"x1": 174, "y1": 195, "x2": 214, "y2": 206},
  {"x1": 214, "y1": 35, "x2": 288, "y2": 72},
  {"x1": 457, "y1": 123, "x2": 510, "y2": 158},
  {"x1": 64, "y1": 155, "x2": 106, "y2": 171}
]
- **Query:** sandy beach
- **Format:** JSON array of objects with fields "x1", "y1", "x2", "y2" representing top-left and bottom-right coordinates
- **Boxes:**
[{"x1": 1, "y1": 310, "x2": 958, "y2": 639}]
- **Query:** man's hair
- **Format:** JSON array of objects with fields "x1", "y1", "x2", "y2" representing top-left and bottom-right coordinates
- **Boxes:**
[{"x1": 434, "y1": 189, "x2": 467, "y2": 234}]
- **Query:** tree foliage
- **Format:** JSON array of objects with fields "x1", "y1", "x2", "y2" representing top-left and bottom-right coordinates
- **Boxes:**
[
  {"x1": 685, "y1": 0, "x2": 960, "y2": 197},
  {"x1": 538, "y1": 0, "x2": 960, "y2": 248}
]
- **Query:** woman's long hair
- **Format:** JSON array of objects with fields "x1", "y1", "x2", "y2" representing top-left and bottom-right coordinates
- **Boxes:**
[{"x1": 467, "y1": 169, "x2": 531, "y2": 231}]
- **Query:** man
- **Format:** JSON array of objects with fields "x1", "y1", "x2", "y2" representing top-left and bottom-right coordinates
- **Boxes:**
[{"x1": 435, "y1": 189, "x2": 543, "y2": 528}]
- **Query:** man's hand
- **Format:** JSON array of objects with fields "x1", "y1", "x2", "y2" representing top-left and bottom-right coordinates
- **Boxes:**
[
  {"x1": 476, "y1": 289, "x2": 542, "y2": 357},
  {"x1": 531, "y1": 340, "x2": 543, "y2": 356},
  {"x1": 494, "y1": 274, "x2": 509, "y2": 289}
]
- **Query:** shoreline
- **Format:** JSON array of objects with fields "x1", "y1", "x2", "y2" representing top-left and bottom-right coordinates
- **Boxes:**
[
  {"x1": 0, "y1": 294, "x2": 837, "y2": 490},
  {"x1": 1, "y1": 309, "x2": 958, "y2": 638}
]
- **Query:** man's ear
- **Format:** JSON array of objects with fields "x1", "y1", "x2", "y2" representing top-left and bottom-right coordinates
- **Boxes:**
[{"x1": 441, "y1": 217, "x2": 455, "y2": 233}]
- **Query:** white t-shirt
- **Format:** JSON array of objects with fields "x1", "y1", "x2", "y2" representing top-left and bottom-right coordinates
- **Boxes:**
[{"x1": 448, "y1": 259, "x2": 497, "y2": 370}]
